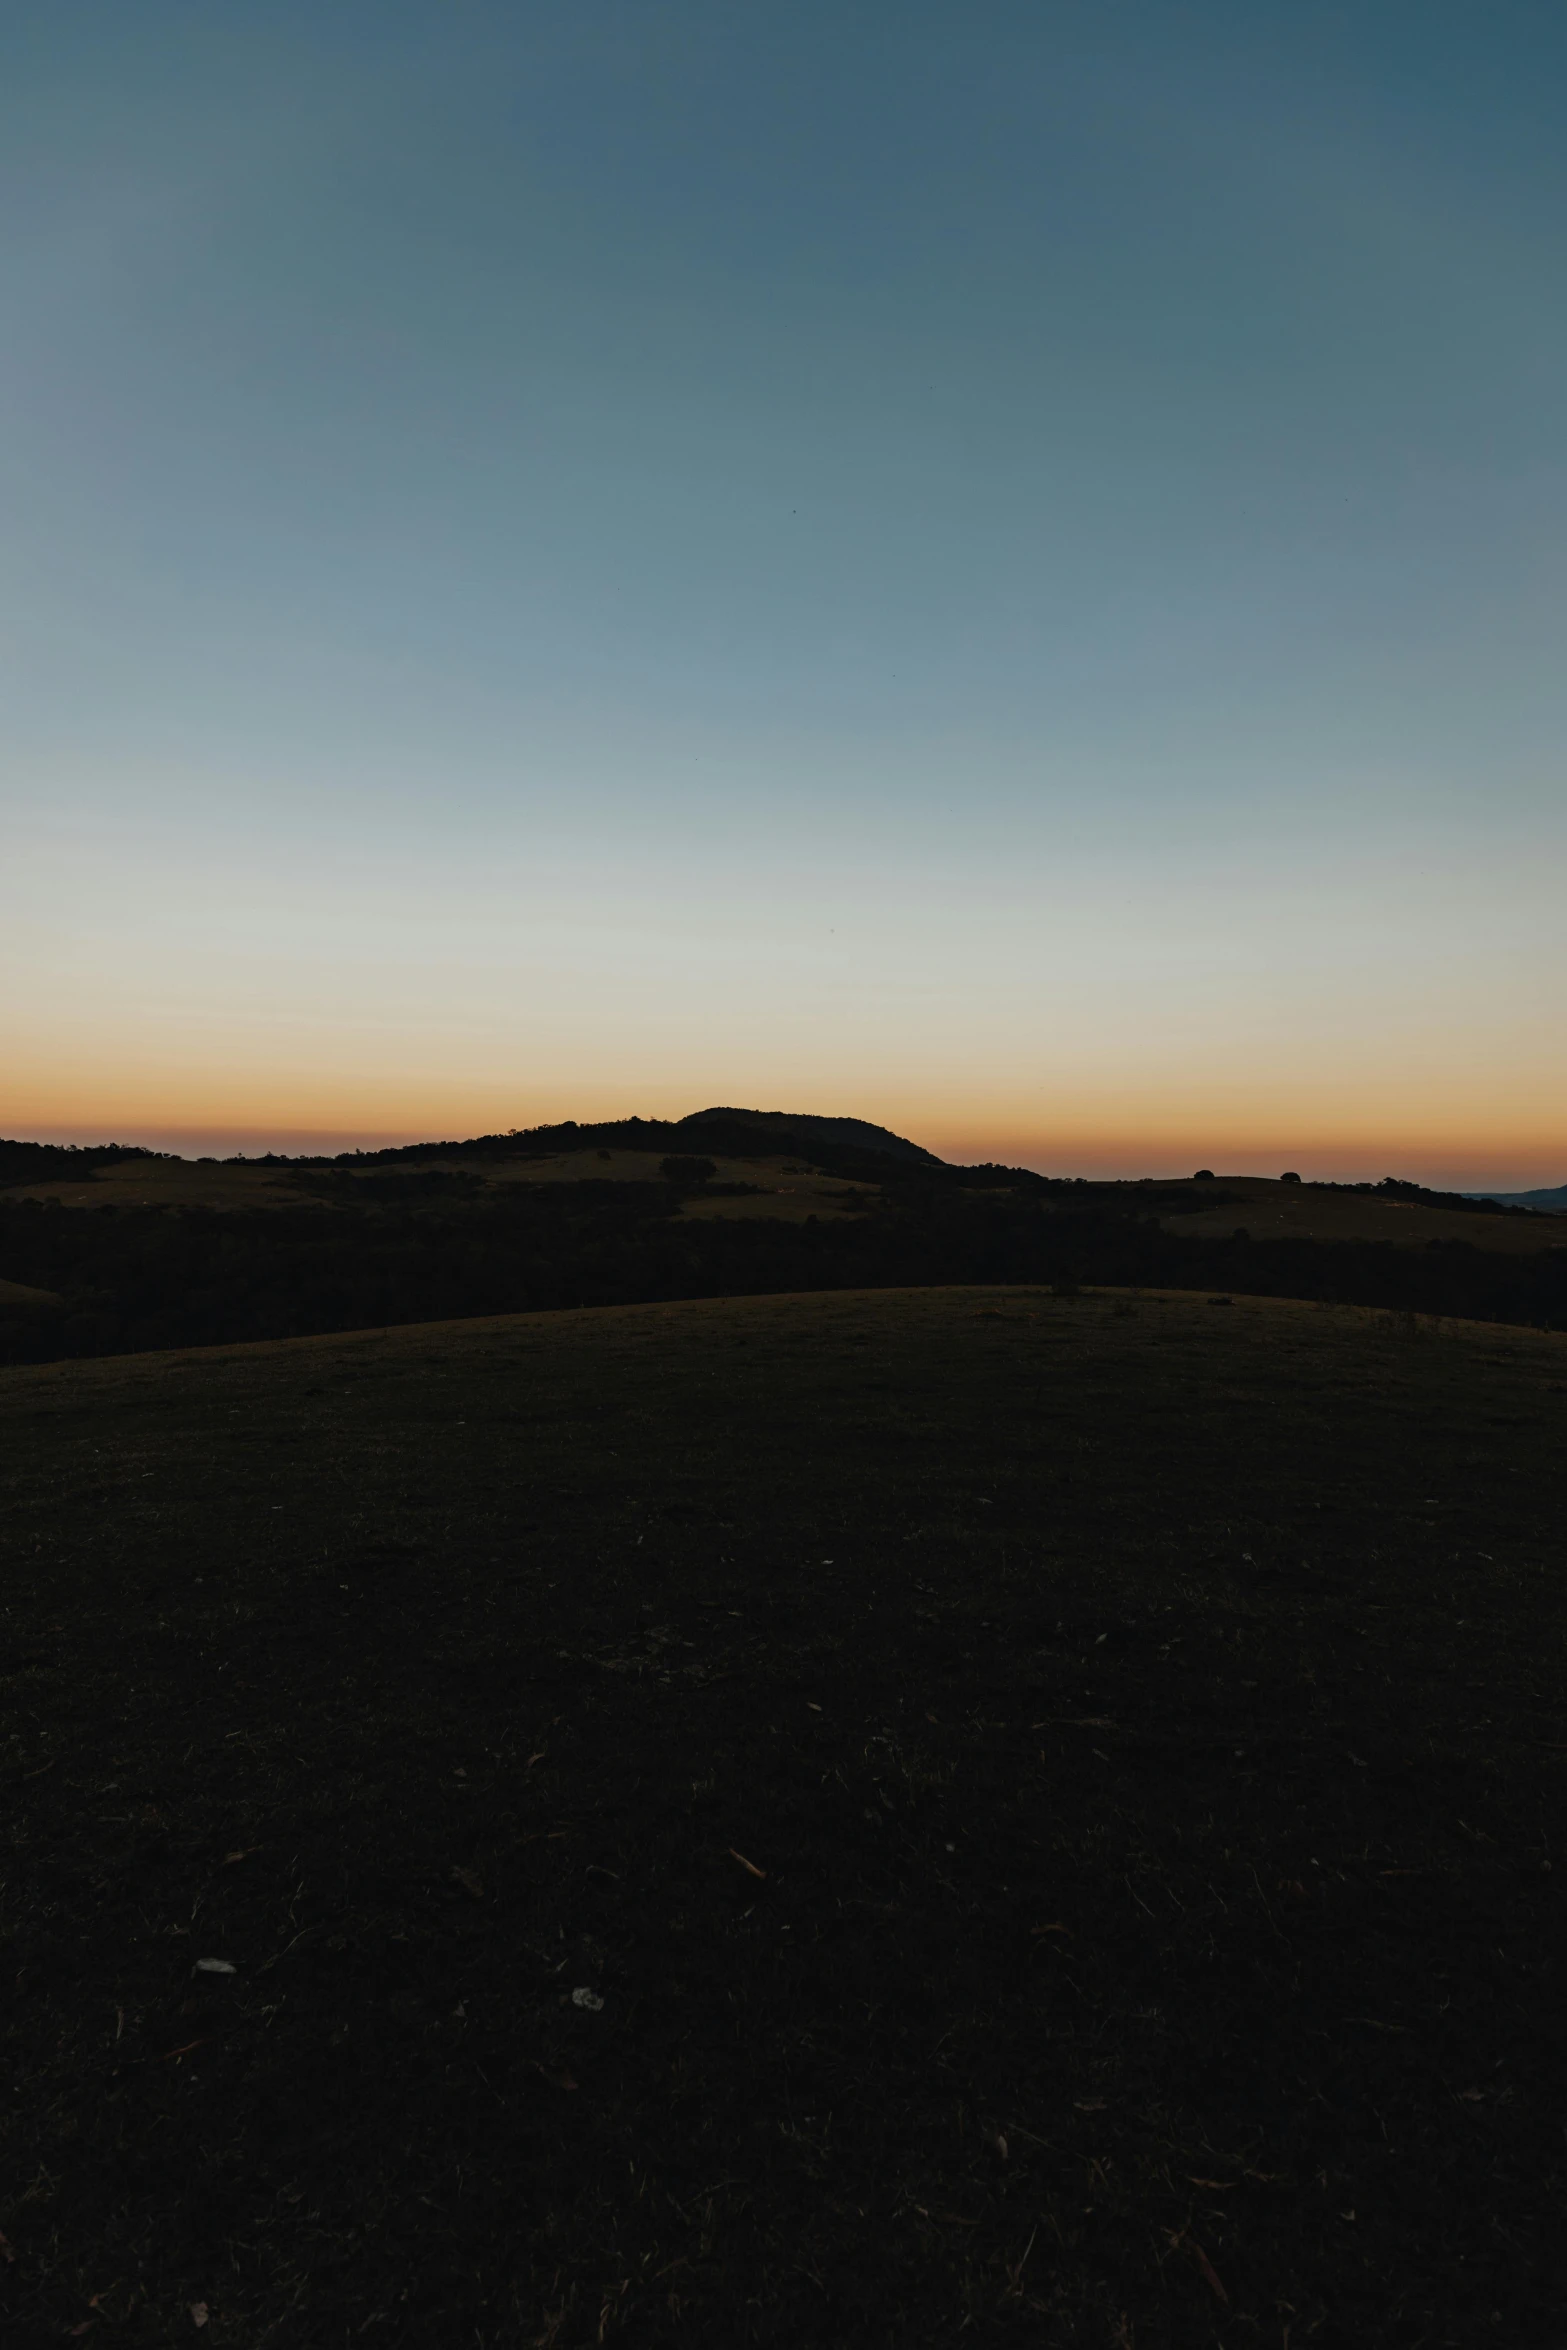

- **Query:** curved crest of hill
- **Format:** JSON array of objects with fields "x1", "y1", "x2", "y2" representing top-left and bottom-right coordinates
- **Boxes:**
[
  {"x1": 676, "y1": 1107, "x2": 938, "y2": 1164},
  {"x1": 331, "y1": 1108, "x2": 942, "y2": 1172}
]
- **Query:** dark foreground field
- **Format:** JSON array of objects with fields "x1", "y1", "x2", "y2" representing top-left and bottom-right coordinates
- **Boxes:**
[{"x1": 2, "y1": 1288, "x2": 1564, "y2": 2346}]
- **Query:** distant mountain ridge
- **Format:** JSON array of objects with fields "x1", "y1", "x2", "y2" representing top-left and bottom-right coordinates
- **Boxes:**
[{"x1": 1464, "y1": 1184, "x2": 1567, "y2": 1213}]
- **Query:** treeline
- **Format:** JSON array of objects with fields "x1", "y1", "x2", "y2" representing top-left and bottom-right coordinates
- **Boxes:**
[
  {"x1": 0, "y1": 1139, "x2": 165, "y2": 1189},
  {"x1": 1, "y1": 1175, "x2": 1563, "y2": 1366},
  {"x1": 1314, "y1": 1174, "x2": 1537, "y2": 1222}
]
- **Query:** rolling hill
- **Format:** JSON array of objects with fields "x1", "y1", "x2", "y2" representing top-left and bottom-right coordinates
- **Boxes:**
[
  {"x1": 675, "y1": 1105, "x2": 939, "y2": 1163},
  {"x1": 2, "y1": 1285, "x2": 1563, "y2": 2341},
  {"x1": 3, "y1": 1119, "x2": 1566, "y2": 1366}
]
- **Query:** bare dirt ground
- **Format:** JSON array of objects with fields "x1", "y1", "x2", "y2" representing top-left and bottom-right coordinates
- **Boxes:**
[{"x1": 2, "y1": 1287, "x2": 1564, "y2": 2345}]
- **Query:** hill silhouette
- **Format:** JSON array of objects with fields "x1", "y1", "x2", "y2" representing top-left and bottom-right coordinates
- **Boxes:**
[
  {"x1": 3, "y1": 1120, "x2": 1565, "y2": 1365},
  {"x1": 305, "y1": 1108, "x2": 938, "y2": 1177},
  {"x1": 676, "y1": 1106, "x2": 938, "y2": 1164},
  {"x1": 1468, "y1": 1181, "x2": 1567, "y2": 1213}
]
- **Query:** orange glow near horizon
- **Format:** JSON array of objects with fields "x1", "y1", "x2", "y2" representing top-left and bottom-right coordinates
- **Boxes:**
[
  {"x1": 6, "y1": 1073, "x2": 1563, "y2": 1192},
  {"x1": 5, "y1": 9, "x2": 1567, "y2": 1221},
  {"x1": 5, "y1": 819, "x2": 1563, "y2": 1195}
]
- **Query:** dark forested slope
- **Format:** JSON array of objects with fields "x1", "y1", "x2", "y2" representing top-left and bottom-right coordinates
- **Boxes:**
[{"x1": 1, "y1": 1131, "x2": 1564, "y2": 1364}]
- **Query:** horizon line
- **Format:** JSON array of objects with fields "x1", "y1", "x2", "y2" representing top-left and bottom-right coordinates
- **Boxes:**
[{"x1": 3, "y1": 1116, "x2": 1559, "y2": 1196}]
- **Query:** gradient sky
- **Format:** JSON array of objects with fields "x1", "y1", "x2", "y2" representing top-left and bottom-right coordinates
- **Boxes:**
[{"x1": 4, "y1": 1, "x2": 1564, "y2": 1182}]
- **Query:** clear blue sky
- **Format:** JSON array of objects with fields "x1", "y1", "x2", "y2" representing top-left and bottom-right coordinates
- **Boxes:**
[{"x1": 4, "y1": 1, "x2": 1564, "y2": 1180}]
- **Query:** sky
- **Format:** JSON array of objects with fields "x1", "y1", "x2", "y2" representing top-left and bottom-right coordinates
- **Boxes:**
[{"x1": 3, "y1": 0, "x2": 1564, "y2": 1185}]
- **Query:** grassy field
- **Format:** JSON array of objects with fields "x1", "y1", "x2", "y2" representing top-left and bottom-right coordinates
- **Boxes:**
[
  {"x1": 3, "y1": 1150, "x2": 875, "y2": 1228},
  {"x1": 4, "y1": 1161, "x2": 310, "y2": 1213},
  {"x1": 1159, "y1": 1177, "x2": 1564, "y2": 1257},
  {"x1": 11, "y1": 1151, "x2": 1559, "y2": 1251},
  {"x1": 2, "y1": 1287, "x2": 1564, "y2": 2345}
]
